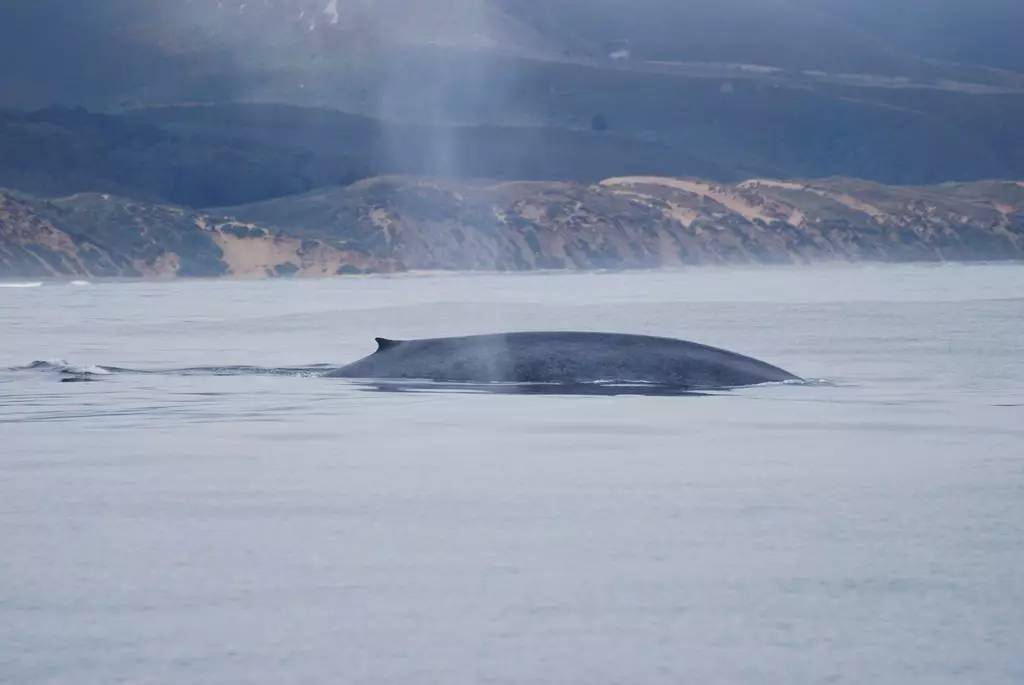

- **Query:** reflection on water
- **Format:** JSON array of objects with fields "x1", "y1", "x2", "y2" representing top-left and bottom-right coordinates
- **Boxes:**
[{"x1": 349, "y1": 379, "x2": 714, "y2": 397}]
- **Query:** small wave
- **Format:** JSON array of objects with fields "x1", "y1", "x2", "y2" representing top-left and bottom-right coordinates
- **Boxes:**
[
  {"x1": 727, "y1": 378, "x2": 840, "y2": 392},
  {"x1": 0, "y1": 281, "x2": 43, "y2": 288},
  {"x1": 71, "y1": 364, "x2": 111, "y2": 375},
  {"x1": 69, "y1": 280, "x2": 91, "y2": 287},
  {"x1": 784, "y1": 377, "x2": 836, "y2": 387},
  {"x1": 170, "y1": 365, "x2": 336, "y2": 378},
  {"x1": 792, "y1": 377, "x2": 845, "y2": 387},
  {"x1": 16, "y1": 360, "x2": 113, "y2": 375},
  {"x1": 14, "y1": 360, "x2": 338, "y2": 379},
  {"x1": 18, "y1": 360, "x2": 71, "y2": 371},
  {"x1": 66, "y1": 364, "x2": 111, "y2": 375}
]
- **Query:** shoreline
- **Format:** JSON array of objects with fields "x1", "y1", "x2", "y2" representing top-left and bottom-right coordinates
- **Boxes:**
[{"x1": 4, "y1": 259, "x2": 1024, "y2": 288}]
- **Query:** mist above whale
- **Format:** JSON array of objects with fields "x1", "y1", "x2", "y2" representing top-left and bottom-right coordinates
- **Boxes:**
[{"x1": 329, "y1": 332, "x2": 800, "y2": 388}]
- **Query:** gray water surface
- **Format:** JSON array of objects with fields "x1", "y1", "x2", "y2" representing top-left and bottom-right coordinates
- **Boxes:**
[{"x1": 2, "y1": 264, "x2": 1023, "y2": 684}]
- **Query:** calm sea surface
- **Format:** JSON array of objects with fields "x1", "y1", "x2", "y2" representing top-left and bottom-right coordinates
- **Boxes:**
[{"x1": 2, "y1": 264, "x2": 1023, "y2": 684}]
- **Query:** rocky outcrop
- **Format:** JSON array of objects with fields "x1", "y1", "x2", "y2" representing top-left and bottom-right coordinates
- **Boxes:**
[{"x1": 2, "y1": 176, "x2": 1022, "y2": 279}]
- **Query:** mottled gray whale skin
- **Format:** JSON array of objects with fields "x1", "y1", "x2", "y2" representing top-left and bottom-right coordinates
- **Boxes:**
[{"x1": 330, "y1": 332, "x2": 800, "y2": 388}]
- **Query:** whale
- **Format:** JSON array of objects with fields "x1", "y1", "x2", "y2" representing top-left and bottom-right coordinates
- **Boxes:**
[{"x1": 329, "y1": 332, "x2": 800, "y2": 389}]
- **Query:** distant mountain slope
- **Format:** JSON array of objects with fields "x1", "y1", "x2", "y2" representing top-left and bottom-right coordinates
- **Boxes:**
[
  {"x1": 500, "y1": 0, "x2": 907, "y2": 73},
  {"x1": 2, "y1": 2, "x2": 1023, "y2": 193},
  {"x1": 5, "y1": 176, "x2": 1021, "y2": 279},
  {"x1": 3, "y1": 0, "x2": 1023, "y2": 111},
  {"x1": 0, "y1": 105, "x2": 729, "y2": 207},
  {"x1": 0, "y1": 107, "x2": 369, "y2": 207},
  {"x1": 807, "y1": 0, "x2": 1024, "y2": 72},
  {"x1": 4, "y1": 99, "x2": 1023, "y2": 212}
]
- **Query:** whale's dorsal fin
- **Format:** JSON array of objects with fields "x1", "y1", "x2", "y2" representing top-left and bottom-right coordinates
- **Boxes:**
[{"x1": 375, "y1": 337, "x2": 402, "y2": 352}]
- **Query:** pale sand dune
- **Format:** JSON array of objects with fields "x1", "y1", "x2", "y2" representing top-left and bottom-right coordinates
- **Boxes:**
[
  {"x1": 213, "y1": 233, "x2": 359, "y2": 278},
  {"x1": 598, "y1": 183, "x2": 699, "y2": 228},
  {"x1": 610, "y1": 175, "x2": 889, "y2": 224},
  {"x1": 818, "y1": 192, "x2": 885, "y2": 219},
  {"x1": 604, "y1": 176, "x2": 780, "y2": 224},
  {"x1": 740, "y1": 178, "x2": 885, "y2": 219},
  {"x1": 211, "y1": 233, "x2": 297, "y2": 277},
  {"x1": 738, "y1": 179, "x2": 806, "y2": 191},
  {"x1": 212, "y1": 230, "x2": 383, "y2": 278}
]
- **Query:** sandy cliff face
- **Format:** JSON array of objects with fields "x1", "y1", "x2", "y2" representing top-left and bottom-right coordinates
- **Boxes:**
[
  {"x1": 0, "y1": 192, "x2": 132, "y2": 278},
  {"x1": 217, "y1": 175, "x2": 1024, "y2": 271},
  {"x1": 3, "y1": 176, "x2": 1022, "y2": 279},
  {"x1": 0, "y1": 191, "x2": 397, "y2": 280}
]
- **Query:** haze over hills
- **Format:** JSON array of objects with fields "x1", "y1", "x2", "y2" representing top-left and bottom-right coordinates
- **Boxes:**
[
  {"x1": 1, "y1": 1, "x2": 1023, "y2": 277},
  {"x1": 5, "y1": 0, "x2": 1024, "y2": 111},
  {"x1": 3, "y1": 1, "x2": 1024, "y2": 179},
  {"x1": 6, "y1": 0, "x2": 1024, "y2": 119}
]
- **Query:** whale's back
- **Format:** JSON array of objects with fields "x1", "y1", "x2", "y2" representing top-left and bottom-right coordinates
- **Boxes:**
[{"x1": 331, "y1": 332, "x2": 799, "y2": 388}]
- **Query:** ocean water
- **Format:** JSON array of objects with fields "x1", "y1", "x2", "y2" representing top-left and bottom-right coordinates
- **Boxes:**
[{"x1": 2, "y1": 263, "x2": 1023, "y2": 684}]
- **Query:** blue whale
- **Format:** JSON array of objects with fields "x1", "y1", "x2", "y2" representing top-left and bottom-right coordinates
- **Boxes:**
[{"x1": 329, "y1": 332, "x2": 800, "y2": 389}]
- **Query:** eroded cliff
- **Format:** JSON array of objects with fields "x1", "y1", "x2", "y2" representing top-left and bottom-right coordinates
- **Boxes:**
[{"x1": 3, "y1": 176, "x2": 1022, "y2": 279}]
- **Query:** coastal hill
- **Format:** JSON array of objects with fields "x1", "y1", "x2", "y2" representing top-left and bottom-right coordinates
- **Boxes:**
[
  {"x1": 3, "y1": 176, "x2": 1021, "y2": 279},
  {"x1": 3, "y1": 103, "x2": 1024, "y2": 213}
]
